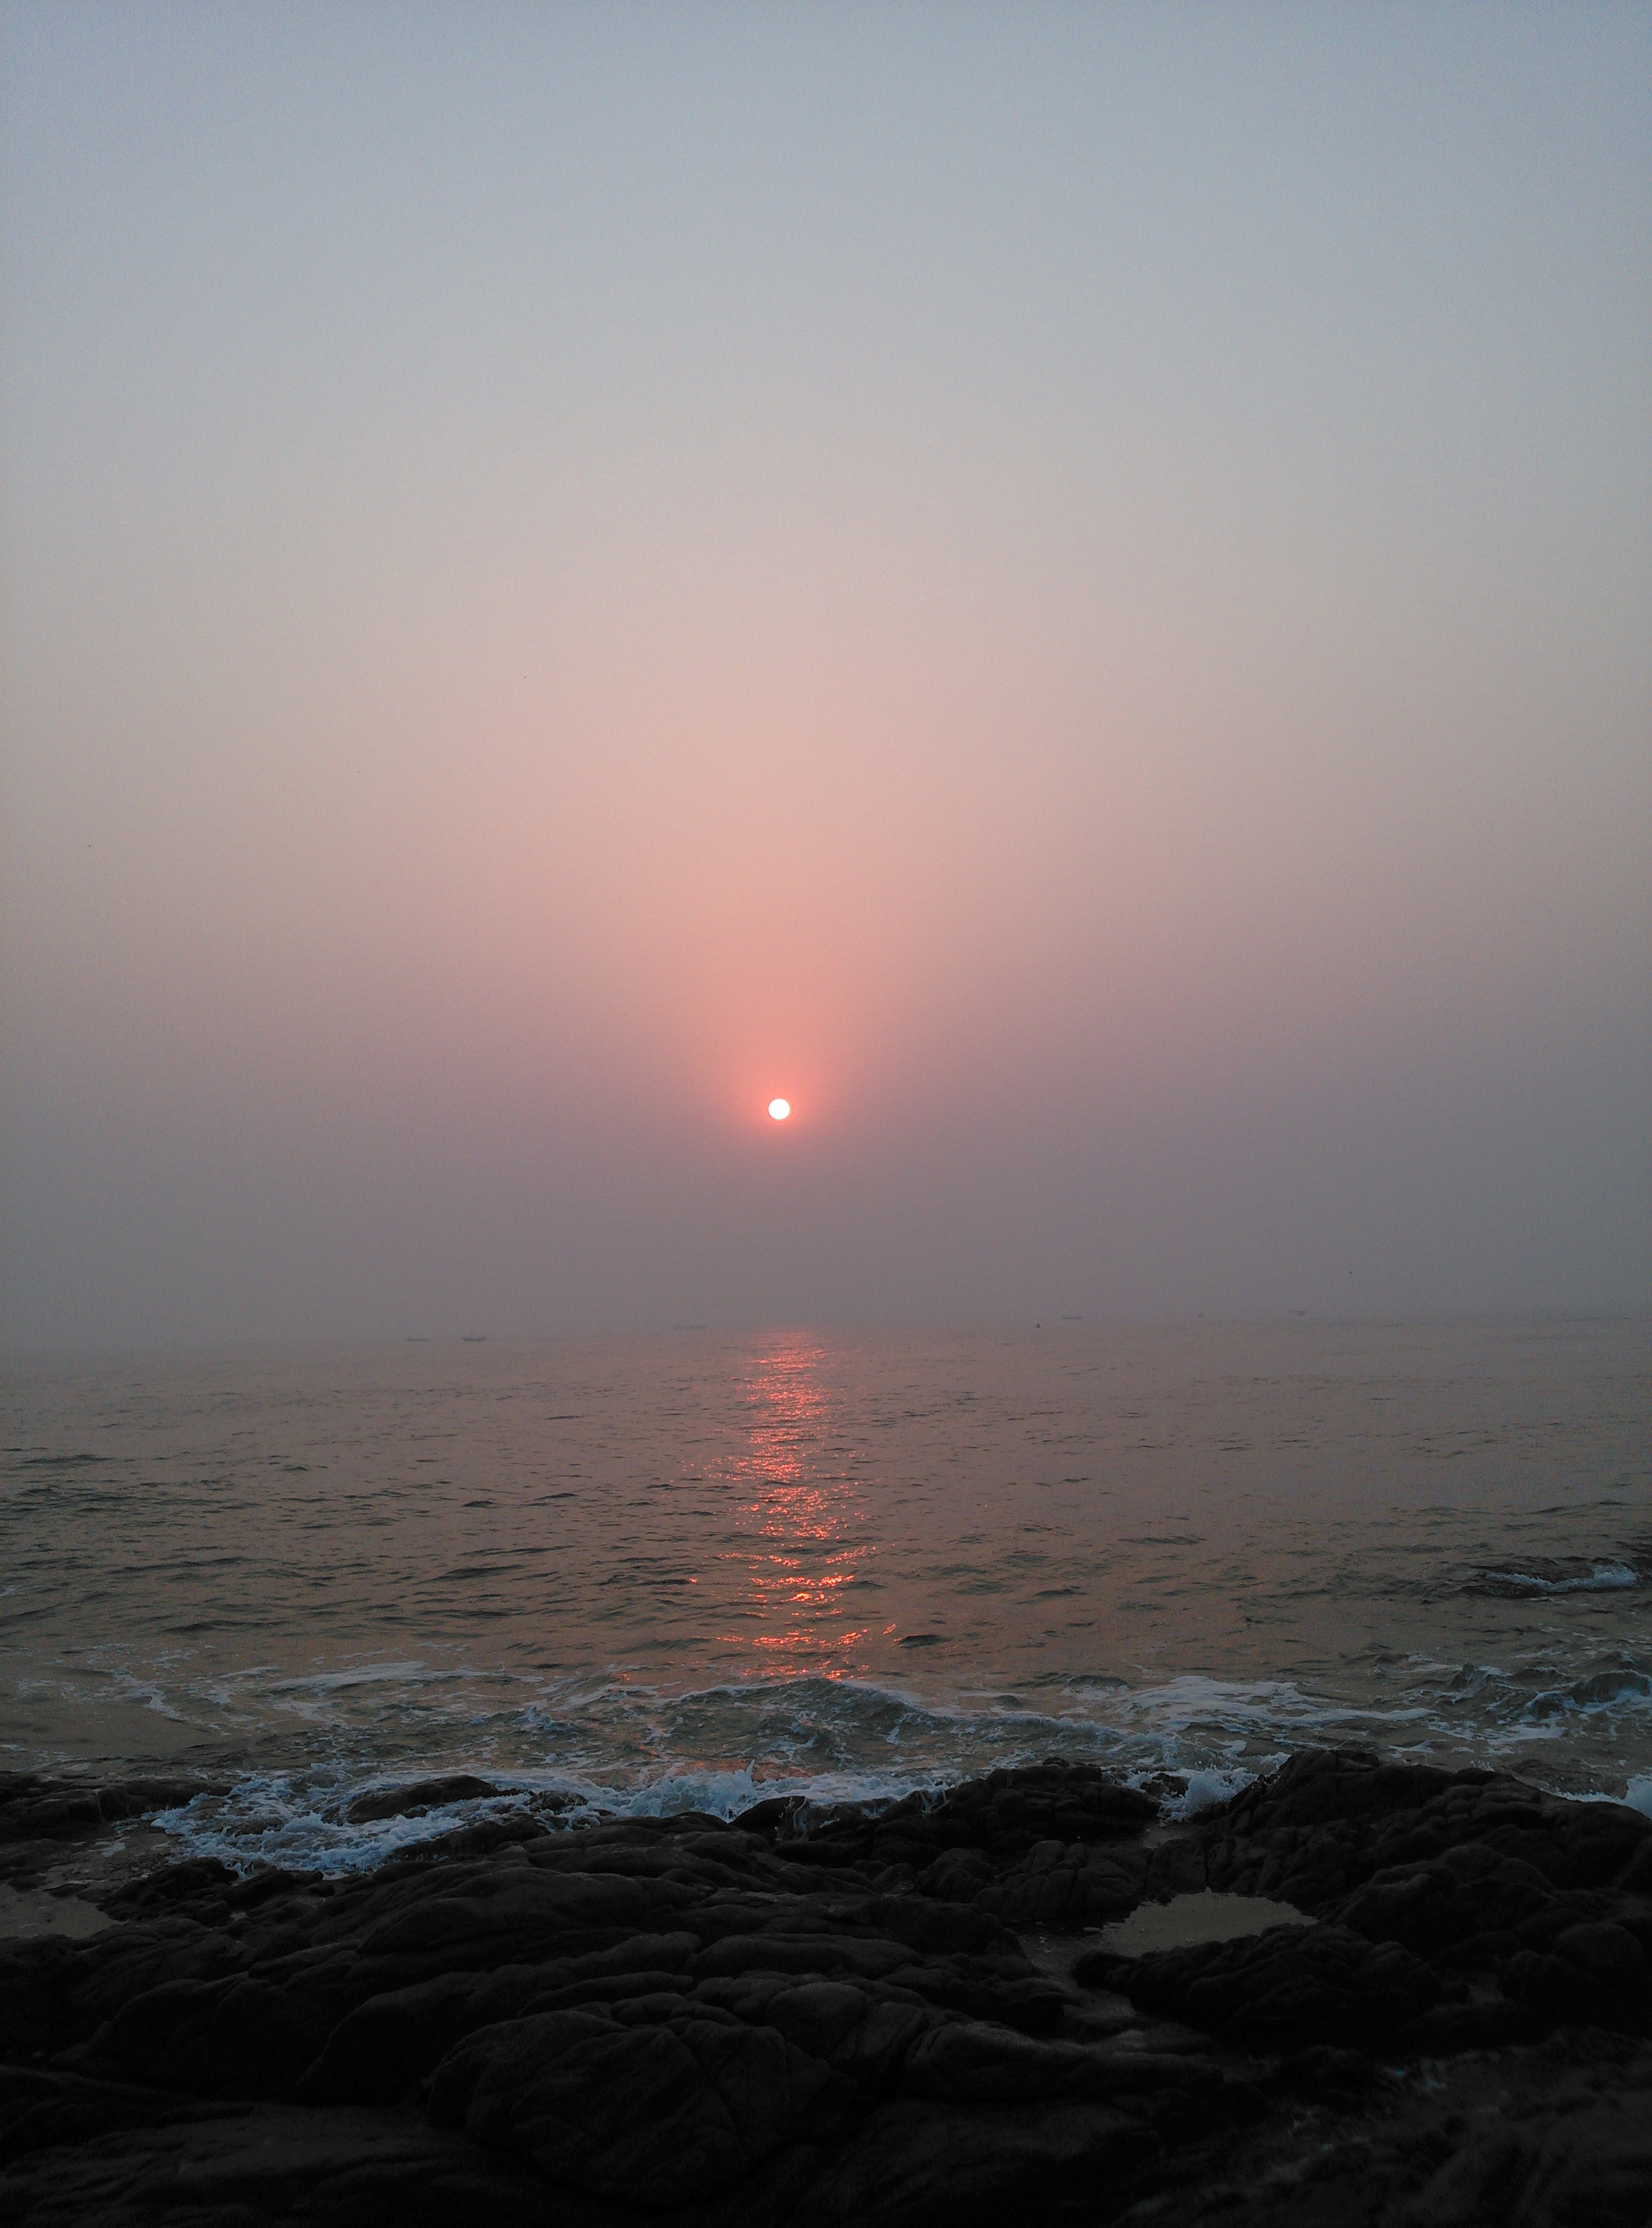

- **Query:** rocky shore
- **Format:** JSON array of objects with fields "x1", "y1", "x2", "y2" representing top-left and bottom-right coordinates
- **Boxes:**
[{"x1": 3, "y1": 1748, "x2": 1650, "y2": 2225}]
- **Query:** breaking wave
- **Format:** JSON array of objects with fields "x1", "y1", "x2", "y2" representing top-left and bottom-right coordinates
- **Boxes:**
[
  {"x1": 137, "y1": 1653, "x2": 1652, "y2": 1877},
  {"x1": 1463, "y1": 1560, "x2": 1639, "y2": 1600}
]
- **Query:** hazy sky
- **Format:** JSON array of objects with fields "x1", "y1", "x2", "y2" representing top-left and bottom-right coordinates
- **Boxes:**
[{"x1": 3, "y1": 2, "x2": 1648, "y2": 1346}]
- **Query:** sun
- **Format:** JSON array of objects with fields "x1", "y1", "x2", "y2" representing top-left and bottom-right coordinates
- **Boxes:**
[{"x1": 768, "y1": 1098, "x2": 791, "y2": 1121}]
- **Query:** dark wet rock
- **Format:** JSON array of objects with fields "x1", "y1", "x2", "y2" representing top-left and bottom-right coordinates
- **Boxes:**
[
  {"x1": 342, "y1": 1774, "x2": 507, "y2": 1824},
  {"x1": 749, "y1": 1760, "x2": 1157, "y2": 1877},
  {"x1": 0, "y1": 1773, "x2": 216, "y2": 1848},
  {"x1": 914, "y1": 1835, "x2": 1145, "y2": 1929},
  {"x1": 100, "y1": 1853, "x2": 232, "y2": 1906},
  {"x1": 0, "y1": 1774, "x2": 222, "y2": 1896},
  {"x1": 375, "y1": 1811, "x2": 556, "y2": 1867},
  {"x1": 429, "y1": 2002, "x2": 854, "y2": 2207},
  {"x1": 982, "y1": 1838, "x2": 1145, "y2": 1926},
  {"x1": 3, "y1": 1750, "x2": 1651, "y2": 2223},
  {"x1": 1193, "y1": 1747, "x2": 1652, "y2": 1913},
  {"x1": 1264, "y1": 2041, "x2": 1376, "y2": 2104},
  {"x1": 1078, "y1": 1922, "x2": 1448, "y2": 2050},
  {"x1": 1166, "y1": 1746, "x2": 1652, "y2": 2043},
  {"x1": 794, "y1": 2097, "x2": 1156, "y2": 2227},
  {"x1": 0, "y1": 2092, "x2": 560, "y2": 2228},
  {"x1": 100, "y1": 1855, "x2": 246, "y2": 1919}
]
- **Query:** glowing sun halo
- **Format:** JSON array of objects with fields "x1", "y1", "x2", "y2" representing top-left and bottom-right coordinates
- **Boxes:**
[{"x1": 768, "y1": 1098, "x2": 791, "y2": 1121}]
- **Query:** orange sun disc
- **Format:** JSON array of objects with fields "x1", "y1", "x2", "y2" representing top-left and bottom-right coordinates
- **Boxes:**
[{"x1": 768, "y1": 1099, "x2": 791, "y2": 1120}]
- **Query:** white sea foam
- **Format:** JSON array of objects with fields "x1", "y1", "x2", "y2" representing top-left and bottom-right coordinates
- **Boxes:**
[
  {"x1": 268, "y1": 1661, "x2": 471, "y2": 1694},
  {"x1": 1521, "y1": 1669, "x2": 1652, "y2": 1722},
  {"x1": 130, "y1": 1670, "x2": 1401, "y2": 1873},
  {"x1": 1153, "y1": 1764, "x2": 1270, "y2": 1819},
  {"x1": 121, "y1": 1641, "x2": 1652, "y2": 1870},
  {"x1": 1468, "y1": 1562, "x2": 1639, "y2": 1599},
  {"x1": 113, "y1": 1675, "x2": 189, "y2": 1724}
]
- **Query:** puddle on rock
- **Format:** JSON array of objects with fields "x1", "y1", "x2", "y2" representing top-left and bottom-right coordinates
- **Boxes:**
[
  {"x1": 1096, "y1": 1889, "x2": 1312, "y2": 1955},
  {"x1": 0, "y1": 1882, "x2": 114, "y2": 1942}
]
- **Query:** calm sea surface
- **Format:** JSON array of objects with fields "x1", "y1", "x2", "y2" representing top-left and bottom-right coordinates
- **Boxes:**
[{"x1": 3, "y1": 1317, "x2": 1649, "y2": 1871}]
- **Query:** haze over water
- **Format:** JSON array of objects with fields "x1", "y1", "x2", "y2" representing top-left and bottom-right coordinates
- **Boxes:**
[
  {"x1": 5, "y1": 1317, "x2": 1648, "y2": 1872},
  {"x1": 2, "y1": 4, "x2": 1648, "y2": 1345}
]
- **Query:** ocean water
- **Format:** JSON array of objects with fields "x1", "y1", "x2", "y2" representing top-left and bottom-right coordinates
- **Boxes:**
[{"x1": 3, "y1": 1316, "x2": 1649, "y2": 1874}]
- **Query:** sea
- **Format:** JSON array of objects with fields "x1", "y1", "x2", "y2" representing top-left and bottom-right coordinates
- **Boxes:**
[{"x1": 4, "y1": 1315, "x2": 1649, "y2": 1876}]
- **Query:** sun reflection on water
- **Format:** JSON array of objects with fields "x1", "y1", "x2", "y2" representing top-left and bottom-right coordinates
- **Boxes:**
[{"x1": 713, "y1": 1339, "x2": 872, "y2": 1666}]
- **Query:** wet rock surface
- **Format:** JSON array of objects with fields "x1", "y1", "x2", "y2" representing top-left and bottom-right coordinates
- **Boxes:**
[
  {"x1": 0, "y1": 1772, "x2": 219, "y2": 1900},
  {"x1": 2, "y1": 1749, "x2": 1650, "y2": 2224}
]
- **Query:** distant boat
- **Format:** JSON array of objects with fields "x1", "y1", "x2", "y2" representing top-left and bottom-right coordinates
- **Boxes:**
[
  {"x1": 404, "y1": 1335, "x2": 429, "y2": 1343},
  {"x1": 461, "y1": 1334, "x2": 488, "y2": 1344}
]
